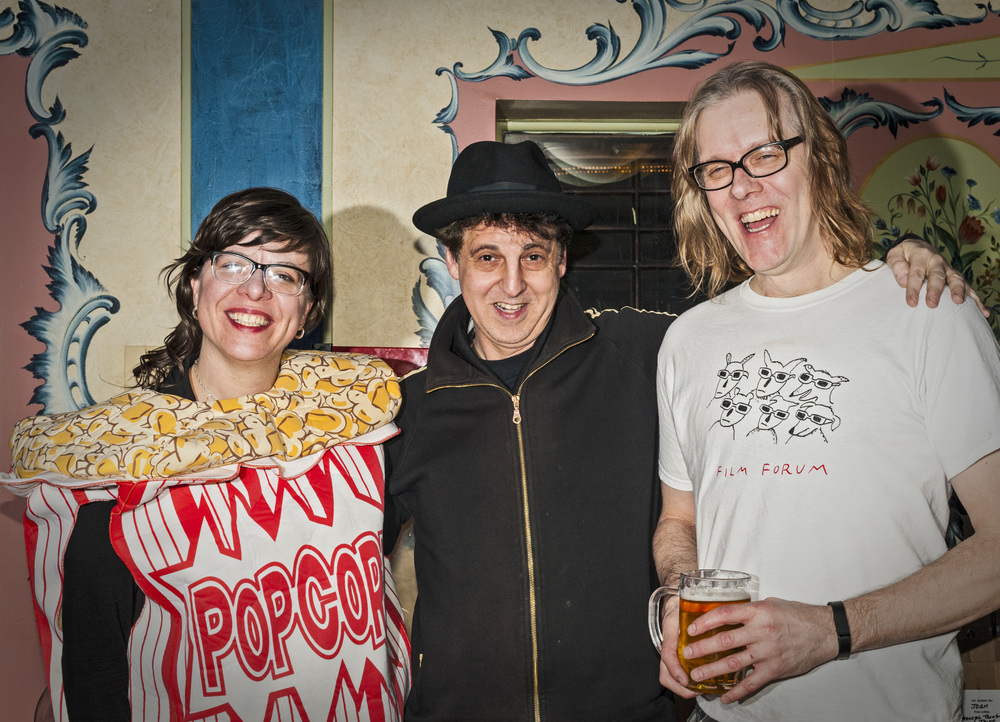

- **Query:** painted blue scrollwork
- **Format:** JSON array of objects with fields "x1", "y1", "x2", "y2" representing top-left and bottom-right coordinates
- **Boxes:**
[
  {"x1": 944, "y1": 89, "x2": 1000, "y2": 136},
  {"x1": 434, "y1": 29, "x2": 530, "y2": 128},
  {"x1": 2, "y1": 0, "x2": 111, "y2": 412},
  {"x1": 412, "y1": 0, "x2": 999, "y2": 336},
  {"x1": 517, "y1": 0, "x2": 783, "y2": 84},
  {"x1": 411, "y1": 242, "x2": 459, "y2": 346},
  {"x1": 433, "y1": 0, "x2": 995, "y2": 104},
  {"x1": 24, "y1": 212, "x2": 119, "y2": 413},
  {"x1": 819, "y1": 86, "x2": 1000, "y2": 139},
  {"x1": 432, "y1": 29, "x2": 530, "y2": 168},
  {"x1": 777, "y1": 0, "x2": 991, "y2": 40},
  {"x1": 820, "y1": 88, "x2": 943, "y2": 138}
]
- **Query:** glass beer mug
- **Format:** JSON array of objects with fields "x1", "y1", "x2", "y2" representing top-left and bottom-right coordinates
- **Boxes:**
[{"x1": 648, "y1": 569, "x2": 758, "y2": 694}]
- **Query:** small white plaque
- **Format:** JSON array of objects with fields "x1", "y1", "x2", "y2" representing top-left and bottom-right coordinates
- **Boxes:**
[{"x1": 964, "y1": 690, "x2": 1000, "y2": 722}]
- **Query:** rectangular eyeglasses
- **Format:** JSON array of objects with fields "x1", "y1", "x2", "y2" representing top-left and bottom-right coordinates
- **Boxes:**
[
  {"x1": 690, "y1": 136, "x2": 803, "y2": 191},
  {"x1": 210, "y1": 251, "x2": 310, "y2": 296}
]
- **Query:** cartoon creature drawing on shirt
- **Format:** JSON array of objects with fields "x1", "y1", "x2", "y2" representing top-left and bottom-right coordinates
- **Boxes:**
[
  {"x1": 712, "y1": 391, "x2": 754, "y2": 439},
  {"x1": 710, "y1": 352, "x2": 755, "y2": 406},
  {"x1": 786, "y1": 401, "x2": 841, "y2": 443},
  {"x1": 708, "y1": 351, "x2": 850, "y2": 444},
  {"x1": 747, "y1": 397, "x2": 796, "y2": 444},
  {"x1": 754, "y1": 350, "x2": 805, "y2": 400},
  {"x1": 789, "y1": 364, "x2": 849, "y2": 406}
]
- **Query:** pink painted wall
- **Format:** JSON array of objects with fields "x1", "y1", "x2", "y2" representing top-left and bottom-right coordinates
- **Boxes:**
[
  {"x1": 0, "y1": 54, "x2": 51, "y2": 720},
  {"x1": 449, "y1": 24, "x2": 996, "y2": 152}
]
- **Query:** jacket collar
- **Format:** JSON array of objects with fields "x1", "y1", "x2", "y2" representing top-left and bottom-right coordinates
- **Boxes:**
[{"x1": 424, "y1": 286, "x2": 596, "y2": 390}]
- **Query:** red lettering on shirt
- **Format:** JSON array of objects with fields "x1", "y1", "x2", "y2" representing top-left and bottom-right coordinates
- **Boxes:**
[{"x1": 187, "y1": 532, "x2": 386, "y2": 696}]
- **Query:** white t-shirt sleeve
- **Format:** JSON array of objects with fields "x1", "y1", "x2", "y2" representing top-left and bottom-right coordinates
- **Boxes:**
[
  {"x1": 657, "y1": 325, "x2": 694, "y2": 491},
  {"x1": 921, "y1": 298, "x2": 1000, "y2": 480}
]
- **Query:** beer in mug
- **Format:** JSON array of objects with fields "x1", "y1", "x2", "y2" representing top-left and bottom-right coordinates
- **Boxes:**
[
  {"x1": 648, "y1": 569, "x2": 758, "y2": 693},
  {"x1": 677, "y1": 591, "x2": 751, "y2": 693}
]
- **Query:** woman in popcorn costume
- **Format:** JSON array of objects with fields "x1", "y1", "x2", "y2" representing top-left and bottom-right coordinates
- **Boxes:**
[{"x1": 3, "y1": 188, "x2": 409, "y2": 721}]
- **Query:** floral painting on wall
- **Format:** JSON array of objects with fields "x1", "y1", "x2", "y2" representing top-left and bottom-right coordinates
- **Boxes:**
[{"x1": 872, "y1": 149, "x2": 1000, "y2": 335}]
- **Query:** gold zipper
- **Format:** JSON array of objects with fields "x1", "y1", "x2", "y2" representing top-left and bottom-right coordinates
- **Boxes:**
[
  {"x1": 516, "y1": 419, "x2": 539, "y2": 721},
  {"x1": 512, "y1": 331, "x2": 593, "y2": 722},
  {"x1": 426, "y1": 331, "x2": 595, "y2": 721}
]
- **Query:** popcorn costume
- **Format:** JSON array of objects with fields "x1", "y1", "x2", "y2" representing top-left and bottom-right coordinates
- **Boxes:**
[{"x1": 4, "y1": 350, "x2": 410, "y2": 721}]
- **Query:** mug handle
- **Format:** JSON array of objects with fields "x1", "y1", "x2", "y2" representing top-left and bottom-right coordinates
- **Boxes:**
[{"x1": 648, "y1": 586, "x2": 679, "y2": 652}]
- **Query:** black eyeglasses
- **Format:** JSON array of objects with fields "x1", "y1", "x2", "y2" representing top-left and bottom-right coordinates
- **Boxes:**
[
  {"x1": 717, "y1": 369, "x2": 749, "y2": 381},
  {"x1": 759, "y1": 404, "x2": 789, "y2": 420},
  {"x1": 758, "y1": 368, "x2": 792, "y2": 382},
  {"x1": 795, "y1": 409, "x2": 834, "y2": 425},
  {"x1": 210, "y1": 251, "x2": 310, "y2": 296},
  {"x1": 690, "y1": 136, "x2": 803, "y2": 191},
  {"x1": 720, "y1": 398, "x2": 751, "y2": 414}
]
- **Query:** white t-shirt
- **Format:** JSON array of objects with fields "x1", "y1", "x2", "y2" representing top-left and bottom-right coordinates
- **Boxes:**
[{"x1": 657, "y1": 262, "x2": 1000, "y2": 722}]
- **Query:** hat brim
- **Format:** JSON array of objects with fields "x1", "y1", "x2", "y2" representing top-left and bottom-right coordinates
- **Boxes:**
[{"x1": 412, "y1": 189, "x2": 597, "y2": 236}]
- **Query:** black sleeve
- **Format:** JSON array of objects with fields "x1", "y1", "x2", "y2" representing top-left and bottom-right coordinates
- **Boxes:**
[
  {"x1": 592, "y1": 307, "x2": 674, "y2": 382},
  {"x1": 60, "y1": 368, "x2": 193, "y2": 717},
  {"x1": 383, "y1": 472, "x2": 409, "y2": 553},
  {"x1": 382, "y1": 374, "x2": 420, "y2": 552},
  {"x1": 61, "y1": 501, "x2": 143, "y2": 721}
]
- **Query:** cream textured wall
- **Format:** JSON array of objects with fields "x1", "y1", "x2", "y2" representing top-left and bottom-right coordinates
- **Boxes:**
[{"x1": 55, "y1": 1, "x2": 183, "y2": 401}]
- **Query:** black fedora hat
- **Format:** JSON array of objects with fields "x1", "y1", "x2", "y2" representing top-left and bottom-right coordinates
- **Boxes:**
[{"x1": 412, "y1": 140, "x2": 596, "y2": 235}]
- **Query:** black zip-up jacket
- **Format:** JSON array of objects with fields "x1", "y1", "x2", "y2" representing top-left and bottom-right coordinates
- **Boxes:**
[{"x1": 385, "y1": 290, "x2": 676, "y2": 721}]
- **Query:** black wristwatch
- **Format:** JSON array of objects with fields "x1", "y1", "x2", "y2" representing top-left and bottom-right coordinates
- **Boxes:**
[{"x1": 827, "y1": 600, "x2": 852, "y2": 660}]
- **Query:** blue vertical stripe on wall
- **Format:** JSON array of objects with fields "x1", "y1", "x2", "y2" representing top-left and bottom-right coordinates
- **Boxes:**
[{"x1": 190, "y1": 0, "x2": 324, "y2": 236}]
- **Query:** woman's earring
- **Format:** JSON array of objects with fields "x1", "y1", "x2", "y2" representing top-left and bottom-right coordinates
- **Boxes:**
[
  {"x1": 295, "y1": 328, "x2": 305, "y2": 339},
  {"x1": 193, "y1": 306, "x2": 199, "y2": 319}
]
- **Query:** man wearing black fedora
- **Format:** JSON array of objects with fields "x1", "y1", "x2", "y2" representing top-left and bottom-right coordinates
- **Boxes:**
[{"x1": 383, "y1": 140, "x2": 964, "y2": 720}]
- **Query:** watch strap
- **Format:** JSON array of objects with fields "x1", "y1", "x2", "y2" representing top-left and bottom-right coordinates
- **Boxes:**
[{"x1": 827, "y1": 600, "x2": 852, "y2": 660}]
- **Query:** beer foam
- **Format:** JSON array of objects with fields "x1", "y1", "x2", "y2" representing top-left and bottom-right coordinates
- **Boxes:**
[{"x1": 680, "y1": 588, "x2": 751, "y2": 602}]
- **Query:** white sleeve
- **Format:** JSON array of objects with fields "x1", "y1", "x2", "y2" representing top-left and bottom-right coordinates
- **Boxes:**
[
  {"x1": 657, "y1": 328, "x2": 695, "y2": 491},
  {"x1": 921, "y1": 300, "x2": 1000, "y2": 479}
]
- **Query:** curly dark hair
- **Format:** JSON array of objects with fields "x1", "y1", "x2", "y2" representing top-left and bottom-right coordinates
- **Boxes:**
[
  {"x1": 133, "y1": 187, "x2": 331, "y2": 390},
  {"x1": 436, "y1": 211, "x2": 573, "y2": 262}
]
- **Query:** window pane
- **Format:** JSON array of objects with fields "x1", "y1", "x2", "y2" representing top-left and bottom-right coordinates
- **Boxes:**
[
  {"x1": 571, "y1": 229, "x2": 634, "y2": 265},
  {"x1": 637, "y1": 192, "x2": 672, "y2": 228},
  {"x1": 565, "y1": 268, "x2": 632, "y2": 311},
  {"x1": 640, "y1": 230, "x2": 676, "y2": 262},
  {"x1": 567, "y1": 167, "x2": 637, "y2": 192},
  {"x1": 582, "y1": 192, "x2": 637, "y2": 228},
  {"x1": 639, "y1": 269, "x2": 705, "y2": 315},
  {"x1": 639, "y1": 161, "x2": 673, "y2": 192}
]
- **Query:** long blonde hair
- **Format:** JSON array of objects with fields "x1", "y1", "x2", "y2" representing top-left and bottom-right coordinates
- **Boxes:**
[{"x1": 672, "y1": 61, "x2": 876, "y2": 297}]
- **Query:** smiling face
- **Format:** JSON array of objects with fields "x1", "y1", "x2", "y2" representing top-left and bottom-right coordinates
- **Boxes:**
[
  {"x1": 446, "y1": 222, "x2": 566, "y2": 361},
  {"x1": 697, "y1": 91, "x2": 841, "y2": 297},
  {"x1": 190, "y1": 235, "x2": 313, "y2": 375}
]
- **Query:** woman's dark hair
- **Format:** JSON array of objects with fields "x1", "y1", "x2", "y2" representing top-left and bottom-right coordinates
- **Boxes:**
[{"x1": 133, "y1": 187, "x2": 331, "y2": 390}]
